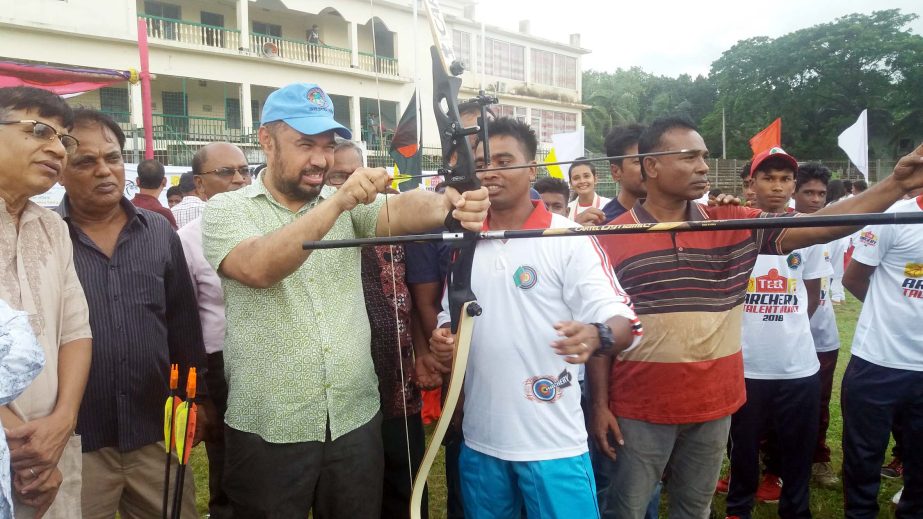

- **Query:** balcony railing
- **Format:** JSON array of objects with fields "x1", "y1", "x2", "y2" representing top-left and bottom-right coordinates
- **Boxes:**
[
  {"x1": 141, "y1": 14, "x2": 241, "y2": 51},
  {"x1": 249, "y1": 34, "x2": 353, "y2": 69},
  {"x1": 152, "y1": 114, "x2": 254, "y2": 143},
  {"x1": 358, "y1": 52, "x2": 399, "y2": 76}
]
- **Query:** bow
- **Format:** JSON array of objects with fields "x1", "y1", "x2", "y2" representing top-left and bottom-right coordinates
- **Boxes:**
[{"x1": 408, "y1": 2, "x2": 487, "y2": 518}]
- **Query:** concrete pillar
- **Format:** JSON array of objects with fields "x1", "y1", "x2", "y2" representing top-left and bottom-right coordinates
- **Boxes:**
[
  {"x1": 129, "y1": 81, "x2": 144, "y2": 126},
  {"x1": 349, "y1": 95, "x2": 361, "y2": 140},
  {"x1": 241, "y1": 82, "x2": 253, "y2": 132},
  {"x1": 349, "y1": 21, "x2": 359, "y2": 68},
  {"x1": 237, "y1": 0, "x2": 249, "y2": 50}
]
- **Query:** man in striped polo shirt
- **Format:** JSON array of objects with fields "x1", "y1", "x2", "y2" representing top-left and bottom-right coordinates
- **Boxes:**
[{"x1": 590, "y1": 115, "x2": 923, "y2": 518}]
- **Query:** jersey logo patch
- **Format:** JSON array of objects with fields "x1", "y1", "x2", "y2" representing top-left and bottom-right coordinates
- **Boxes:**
[
  {"x1": 786, "y1": 252, "x2": 803, "y2": 270},
  {"x1": 524, "y1": 369, "x2": 572, "y2": 403},
  {"x1": 513, "y1": 265, "x2": 538, "y2": 290},
  {"x1": 858, "y1": 230, "x2": 877, "y2": 247},
  {"x1": 905, "y1": 263, "x2": 923, "y2": 278}
]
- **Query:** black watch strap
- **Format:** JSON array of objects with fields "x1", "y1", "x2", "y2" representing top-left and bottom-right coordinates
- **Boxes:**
[{"x1": 591, "y1": 322, "x2": 615, "y2": 356}]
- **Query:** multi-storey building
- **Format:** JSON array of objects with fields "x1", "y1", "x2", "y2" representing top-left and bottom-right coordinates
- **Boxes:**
[{"x1": 0, "y1": 0, "x2": 589, "y2": 165}]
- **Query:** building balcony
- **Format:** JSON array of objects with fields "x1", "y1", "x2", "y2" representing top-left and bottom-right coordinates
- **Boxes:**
[
  {"x1": 140, "y1": 15, "x2": 399, "y2": 77},
  {"x1": 141, "y1": 14, "x2": 240, "y2": 51},
  {"x1": 152, "y1": 113, "x2": 253, "y2": 143}
]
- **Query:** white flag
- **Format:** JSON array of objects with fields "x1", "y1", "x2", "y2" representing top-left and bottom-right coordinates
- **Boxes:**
[{"x1": 838, "y1": 110, "x2": 869, "y2": 180}]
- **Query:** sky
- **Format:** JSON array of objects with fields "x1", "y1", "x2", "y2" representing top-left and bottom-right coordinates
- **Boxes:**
[{"x1": 477, "y1": 0, "x2": 923, "y2": 78}]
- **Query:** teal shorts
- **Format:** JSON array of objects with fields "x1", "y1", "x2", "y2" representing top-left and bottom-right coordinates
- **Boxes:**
[{"x1": 459, "y1": 443, "x2": 599, "y2": 519}]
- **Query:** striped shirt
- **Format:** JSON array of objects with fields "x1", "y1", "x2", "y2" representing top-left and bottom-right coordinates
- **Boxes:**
[
  {"x1": 56, "y1": 197, "x2": 206, "y2": 452},
  {"x1": 171, "y1": 195, "x2": 206, "y2": 228},
  {"x1": 598, "y1": 202, "x2": 789, "y2": 424}
]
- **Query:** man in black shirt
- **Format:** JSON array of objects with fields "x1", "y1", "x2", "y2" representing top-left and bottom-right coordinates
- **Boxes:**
[{"x1": 56, "y1": 109, "x2": 206, "y2": 518}]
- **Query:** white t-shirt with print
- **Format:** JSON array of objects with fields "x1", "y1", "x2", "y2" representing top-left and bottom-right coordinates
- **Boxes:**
[
  {"x1": 438, "y1": 208, "x2": 639, "y2": 462},
  {"x1": 850, "y1": 196, "x2": 923, "y2": 371},
  {"x1": 810, "y1": 242, "x2": 842, "y2": 353},
  {"x1": 741, "y1": 243, "x2": 832, "y2": 379}
]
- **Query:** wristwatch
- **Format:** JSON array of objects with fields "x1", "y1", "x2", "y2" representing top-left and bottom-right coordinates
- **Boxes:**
[{"x1": 591, "y1": 322, "x2": 615, "y2": 357}]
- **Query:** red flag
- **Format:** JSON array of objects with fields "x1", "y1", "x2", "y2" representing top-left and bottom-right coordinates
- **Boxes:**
[{"x1": 749, "y1": 118, "x2": 781, "y2": 157}]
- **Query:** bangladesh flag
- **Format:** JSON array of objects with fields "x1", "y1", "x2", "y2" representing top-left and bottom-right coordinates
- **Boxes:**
[{"x1": 389, "y1": 92, "x2": 422, "y2": 191}]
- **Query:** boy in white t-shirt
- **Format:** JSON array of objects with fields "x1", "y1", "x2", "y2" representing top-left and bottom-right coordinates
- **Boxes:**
[
  {"x1": 842, "y1": 190, "x2": 923, "y2": 517},
  {"x1": 726, "y1": 150, "x2": 833, "y2": 519},
  {"x1": 430, "y1": 118, "x2": 641, "y2": 519},
  {"x1": 791, "y1": 163, "x2": 847, "y2": 488}
]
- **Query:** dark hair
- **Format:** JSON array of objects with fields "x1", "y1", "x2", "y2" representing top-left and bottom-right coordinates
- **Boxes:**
[
  {"x1": 486, "y1": 117, "x2": 537, "y2": 161},
  {"x1": 0, "y1": 86, "x2": 74, "y2": 128},
  {"x1": 136, "y1": 159, "x2": 166, "y2": 189},
  {"x1": 842, "y1": 180, "x2": 853, "y2": 191},
  {"x1": 795, "y1": 162, "x2": 831, "y2": 192},
  {"x1": 533, "y1": 176, "x2": 569, "y2": 200},
  {"x1": 604, "y1": 124, "x2": 645, "y2": 166},
  {"x1": 637, "y1": 115, "x2": 698, "y2": 178},
  {"x1": 853, "y1": 179, "x2": 868, "y2": 192},
  {"x1": 739, "y1": 161, "x2": 752, "y2": 180},
  {"x1": 178, "y1": 172, "x2": 196, "y2": 193},
  {"x1": 751, "y1": 156, "x2": 796, "y2": 178},
  {"x1": 708, "y1": 188, "x2": 723, "y2": 198},
  {"x1": 166, "y1": 185, "x2": 183, "y2": 199},
  {"x1": 826, "y1": 179, "x2": 847, "y2": 204},
  {"x1": 72, "y1": 108, "x2": 125, "y2": 149},
  {"x1": 568, "y1": 157, "x2": 596, "y2": 179},
  {"x1": 191, "y1": 146, "x2": 208, "y2": 175}
]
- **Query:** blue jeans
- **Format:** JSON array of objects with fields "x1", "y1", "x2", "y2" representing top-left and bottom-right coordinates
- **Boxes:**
[{"x1": 842, "y1": 356, "x2": 923, "y2": 519}]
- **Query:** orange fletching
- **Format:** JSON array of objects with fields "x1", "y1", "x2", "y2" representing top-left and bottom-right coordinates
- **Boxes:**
[
  {"x1": 186, "y1": 367, "x2": 197, "y2": 400},
  {"x1": 169, "y1": 363, "x2": 179, "y2": 391}
]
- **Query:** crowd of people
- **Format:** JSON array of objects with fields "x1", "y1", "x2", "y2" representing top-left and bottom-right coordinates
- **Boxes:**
[{"x1": 0, "y1": 81, "x2": 921, "y2": 519}]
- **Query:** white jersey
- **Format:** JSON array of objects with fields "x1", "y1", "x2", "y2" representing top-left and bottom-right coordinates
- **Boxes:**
[
  {"x1": 438, "y1": 203, "x2": 640, "y2": 462},
  {"x1": 850, "y1": 196, "x2": 923, "y2": 371},
  {"x1": 567, "y1": 193, "x2": 611, "y2": 220},
  {"x1": 741, "y1": 243, "x2": 832, "y2": 379},
  {"x1": 810, "y1": 242, "x2": 843, "y2": 353}
]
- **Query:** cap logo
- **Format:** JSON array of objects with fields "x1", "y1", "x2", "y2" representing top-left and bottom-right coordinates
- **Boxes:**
[
  {"x1": 306, "y1": 87, "x2": 329, "y2": 109},
  {"x1": 769, "y1": 147, "x2": 784, "y2": 154}
]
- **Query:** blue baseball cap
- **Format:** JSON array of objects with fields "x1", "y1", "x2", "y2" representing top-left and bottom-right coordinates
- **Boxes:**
[{"x1": 261, "y1": 83, "x2": 352, "y2": 139}]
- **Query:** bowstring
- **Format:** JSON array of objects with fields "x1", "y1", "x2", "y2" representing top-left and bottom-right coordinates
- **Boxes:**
[{"x1": 368, "y1": 0, "x2": 416, "y2": 496}]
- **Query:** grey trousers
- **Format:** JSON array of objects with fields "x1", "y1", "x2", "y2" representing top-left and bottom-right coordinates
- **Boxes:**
[
  {"x1": 604, "y1": 416, "x2": 730, "y2": 519},
  {"x1": 223, "y1": 412, "x2": 384, "y2": 518}
]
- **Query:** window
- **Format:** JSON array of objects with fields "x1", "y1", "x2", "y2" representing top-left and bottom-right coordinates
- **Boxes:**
[
  {"x1": 144, "y1": 1, "x2": 180, "y2": 40},
  {"x1": 476, "y1": 37, "x2": 525, "y2": 81},
  {"x1": 225, "y1": 98, "x2": 241, "y2": 130},
  {"x1": 251, "y1": 99, "x2": 260, "y2": 128},
  {"x1": 532, "y1": 109, "x2": 577, "y2": 143},
  {"x1": 495, "y1": 104, "x2": 527, "y2": 123},
  {"x1": 452, "y1": 30, "x2": 471, "y2": 69},
  {"x1": 530, "y1": 49, "x2": 577, "y2": 90},
  {"x1": 99, "y1": 87, "x2": 130, "y2": 123},
  {"x1": 200, "y1": 12, "x2": 225, "y2": 47},
  {"x1": 252, "y1": 21, "x2": 282, "y2": 38}
]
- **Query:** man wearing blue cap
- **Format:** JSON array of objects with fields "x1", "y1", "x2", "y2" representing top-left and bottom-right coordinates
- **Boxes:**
[{"x1": 202, "y1": 82, "x2": 489, "y2": 517}]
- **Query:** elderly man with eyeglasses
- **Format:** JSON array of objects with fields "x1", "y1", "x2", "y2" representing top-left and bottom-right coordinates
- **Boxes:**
[
  {"x1": 177, "y1": 141, "x2": 250, "y2": 518},
  {"x1": 0, "y1": 87, "x2": 92, "y2": 518}
]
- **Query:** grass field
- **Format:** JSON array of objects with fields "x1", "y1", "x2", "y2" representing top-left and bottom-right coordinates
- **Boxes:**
[{"x1": 188, "y1": 295, "x2": 904, "y2": 517}]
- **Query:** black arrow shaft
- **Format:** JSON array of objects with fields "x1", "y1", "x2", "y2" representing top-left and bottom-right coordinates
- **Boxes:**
[{"x1": 303, "y1": 212, "x2": 923, "y2": 250}]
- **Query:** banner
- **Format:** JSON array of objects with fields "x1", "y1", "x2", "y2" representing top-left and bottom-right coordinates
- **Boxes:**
[{"x1": 544, "y1": 127, "x2": 584, "y2": 179}]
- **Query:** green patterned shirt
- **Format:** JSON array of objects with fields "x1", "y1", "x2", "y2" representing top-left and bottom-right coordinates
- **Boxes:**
[{"x1": 203, "y1": 177, "x2": 385, "y2": 442}]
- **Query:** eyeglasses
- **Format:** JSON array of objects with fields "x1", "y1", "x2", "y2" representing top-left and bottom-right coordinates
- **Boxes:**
[
  {"x1": 326, "y1": 171, "x2": 350, "y2": 186},
  {"x1": 199, "y1": 166, "x2": 252, "y2": 178},
  {"x1": 0, "y1": 120, "x2": 79, "y2": 154}
]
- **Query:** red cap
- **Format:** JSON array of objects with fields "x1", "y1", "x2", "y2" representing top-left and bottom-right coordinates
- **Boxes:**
[{"x1": 750, "y1": 147, "x2": 798, "y2": 178}]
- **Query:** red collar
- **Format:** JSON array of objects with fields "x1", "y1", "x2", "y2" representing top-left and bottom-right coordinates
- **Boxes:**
[
  {"x1": 482, "y1": 200, "x2": 553, "y2": 231},
  {"x1": 917, "y1": 195, "x2": 923, "y2": 211}
]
